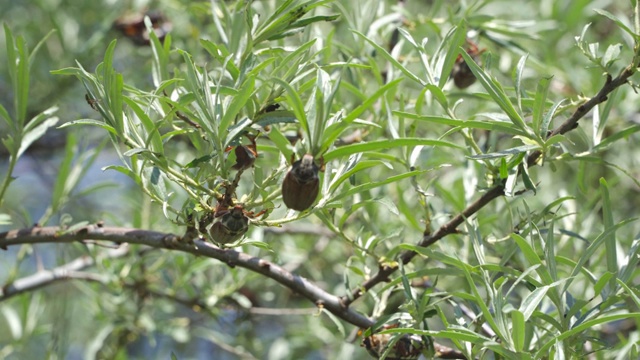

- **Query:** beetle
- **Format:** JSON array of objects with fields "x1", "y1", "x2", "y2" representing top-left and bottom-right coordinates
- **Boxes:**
[
  {"x1": 281, "y1": 154, "x2": 320, "y2": 211},
  {"x1": 113, "y1": 11, "x2": 172, "y2": 46},
  {"x1": 359, "y1": 325, "x2": 425, "y2": 359},
  {"x1": 208, "y1": 200, "x2": 268, "y2": 245},
  {"x1": 209, "y1": 205, "x2": 250, "y2": 245},
  {"x1": 451, "y1": 38, "x2": 486, "y2": 89}
]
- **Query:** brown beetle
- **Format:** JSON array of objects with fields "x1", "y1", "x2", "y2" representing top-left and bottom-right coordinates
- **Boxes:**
[
  {"x1": 281, "y1": 154, "x2": 320, "y2": 211},
  {"x1": 113, "y1": 11, "x2": 172, "y2": 46},
  {"x1": 360, "y1": 325, "x2": 425, "y2": 359},
  {"x1": 209, "y1": 205, "x2": 249, "y2": 245},
  {"x1": 451, "y1": 38, "x2": 485, "y2": 89}
]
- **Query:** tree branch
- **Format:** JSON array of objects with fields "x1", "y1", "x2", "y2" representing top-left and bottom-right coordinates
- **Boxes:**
[
  {"x1": 0, "y1": 224, "x2": 466, "y2": 359},
  {"x1": 343, "y1": 65, "x2": 637, "y2": 306},
  {"x1": 0, "y1": 245, "x2": 129, "y2": 301},
  {"x1": 0, "y1": 225, "x2": 373, "y2": 323}
]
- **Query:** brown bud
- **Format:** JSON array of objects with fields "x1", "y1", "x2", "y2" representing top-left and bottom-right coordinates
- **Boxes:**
[
  {"x1": 231, "y1": 144, "x2": 257, "y2": 170},
  {"x1": 209, "y1": 205, "x2": 249, "y2": 244},
  {"x1": 282, "y1": 154, "x2": 319, "y2": 211}
]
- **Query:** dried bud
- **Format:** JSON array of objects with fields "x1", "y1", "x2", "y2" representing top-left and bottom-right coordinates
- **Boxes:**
[
  {"x1": 282, "y1": 154, "x2": 319, "y2": 211},
  {"x1": 231, "y1": 144, "x2": 257, "y2": 170},
  {"x1": 209, "y1": 205, "x2": 249, "y2": 244}
]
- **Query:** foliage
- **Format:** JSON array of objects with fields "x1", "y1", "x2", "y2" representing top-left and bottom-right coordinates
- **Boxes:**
[{"x1": 2, "y1": 0, "x2": 640, "y2": 359}]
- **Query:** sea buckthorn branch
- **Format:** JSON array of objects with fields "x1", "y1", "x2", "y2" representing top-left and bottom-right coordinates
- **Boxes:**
[
  {"x1": 0, "y1": 224, "x2": 467, "y2": 358},
  {"x1": 0, "y1": 246, "x2": 127, "y2": 301}
]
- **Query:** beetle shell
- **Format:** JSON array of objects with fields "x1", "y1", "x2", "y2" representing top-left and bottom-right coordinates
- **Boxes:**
[
  {"x1": 452, "y1": 56, "x2": 477, "y2": 89},
  {"x1": 361, "y1": 332, "x2": 424, "y2": 360},
  {"x1": 282, "y1": 154, "x2": 319, "y2": 211},
  {"x1": 209, "y1": 206, "x2": 249, "y2": 244}
]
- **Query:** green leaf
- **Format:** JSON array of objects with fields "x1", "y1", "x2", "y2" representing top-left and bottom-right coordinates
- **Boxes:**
[
  {"x1": 499, "y1": 158, "x2": 508, "y2": 178},
  {"x1": 225, "y1": 118, "x2": 253, "y2": 148},
  {"x1": 511, "y1": 233, "x2": 553, "y2": 285},
  {"x1": 352, "y1": 29, "x2": 425, "y2": 86},
  {"x1": 270, "y1": 38, "x2": 316, "y2": 78},
  {"x1": 266, "y1": 126, "x2": 294, "y2": 162},
  {"x1": 58, "y1": 119, "x2": 117, "y2": 134},
  {"x1": 599, "y1": 178, "x2": 618, "y2": 294},
  {"x1": 309, "y1": 67, "x2": 331, "y2": 153},
  {"x1": 1, "y1": 306, "x2": 22, "y2": 339},
  {"x1": 562, "y1": 217, "x2": 636, "y2": 294},
  {"x1": 514, "y1": 54, "x2": 529, "y2": 112},
  {"x1": 0, "y1": 104, "x2": 11, "y2": 129},
  {"x1": 520, "y1": 285, "x2": 550, "y2": 321},
  {"x1": 459, "y1": 49, "x2": 530, "y2": 136},
  {"x1": 459, "y1": 262, "x2": 505, "y2": 341},
  {"x1": 320, "y1": 308, "x2": 346, "y2": 338},
  {"x1": 28, "y1": 29, "x2": 56, "y2": 68},
  {"x1": 123, "y1": 148, "x2": 152, "y2": 157},
  {"x1": 593, "y1": 124, "x2": 640, "y2": 152},
  {"x1": 602, "y1": 43, "x2": 622, "y2": 67},
  {"x1": 5, "y1": 24, "x2": 30, "y2": 126},
  {"x1": 123, "y1": 97, "x2": 164, "y2": 155},
  {"x1": 520, "y1": 162, "x2": 536, "y2": 193},
  {"x1": 619, "y1": 238, "x2": 640, "y2": 283},
  {"x1": 532, "y1": 77, "x2": 551, "y2": 139},
  {"x1": 438, "y1": 21, "x2": 467, "y2": 88},
  {"x1": 287, "y1": 14, "x2": 340, "y2": 31},
  {"x1": 424, "y1": 84, "x2": 449, "y2": 110},
  {"x1": 253, "y1": 110, "x2": 298, "y2": 128},
  {"x1": 469, "y1": 144, "x2": 539, "y2": 160},
  {"x1": 593, "y1": 9, "x2": 639, "y2": 40},
  {"x1": 320, "y1": 78, "x2": 403, "y2": 154},
  {"x1": 617, "y1": 279, "x2": 640, "y2": 308},
  {"x1": 145, "y1": 16, "x2": 170, "y2": 87},
  {"x1": 593, "y1": 271, "x2": 615, "y2": 297},
  {"x1": 253, "y1": 0, "x2": 302, "y2": 44},
  {"x1": 535, "y1": 313, "x2": 640, "y2": 358},
  {"x1": 395, "y1": 111, "x2": 526, "y2": 136},
  {"x1": 327, "y1": 159, "x2": 382, "y2": 194},
  {"x1": 200, "y1": 40, "x2": 240, "y2": 80},
  {"x1": 328, "y1": 169, "x2": 429, "y2": 203},
  {"x1": 323, "y1": 138, "x2": 461, "y2": 162},
  {"x1": 511, "y1": 310, "x2": 525, "y2": 352},
  {"x1": 220, "y1": 75, "x2": 254, "y2": 139},
  {"x1": 540, "y1": 98, "x2": 566, "y2": 138},
  {"x1": 271, "y1": 77, "x2": 307, "y2": 147},
  {"x1": 179, "y1": 51, "x2": 216, "y2": 132},
  {"x1": 103, "y1": 165, "x2": 139, "y2": 183},
  {"x1": 17, "y1": 116, "x2": 59, "y2": 159}
]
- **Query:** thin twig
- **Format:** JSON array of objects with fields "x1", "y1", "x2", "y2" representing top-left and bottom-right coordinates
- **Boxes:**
[
  {"x1": 248, "y1": 307, "x2": 318, "y2": 315},
  {"x1": 0, "y1": 245, "x2": 129, "y2": 301}
]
